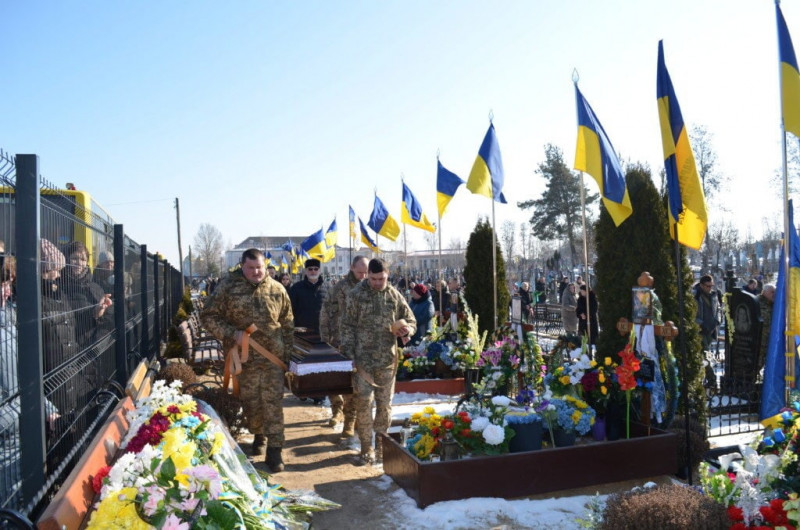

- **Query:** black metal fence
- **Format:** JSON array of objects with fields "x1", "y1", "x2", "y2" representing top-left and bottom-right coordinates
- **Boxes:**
[{"x1": 0, "y1": 151, "x2": 182, "y2": 521}]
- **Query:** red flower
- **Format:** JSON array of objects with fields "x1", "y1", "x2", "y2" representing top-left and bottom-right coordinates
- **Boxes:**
[
  {"x1": 727, "y1": 505, "x2": 744, "y2": 522},
  {"x1": 431, "y1": 427, "x2": 440, "y2": 437},
  {"x1": 91, "y1": 466, "x2": 111, "y2": 494},
  {"x1": 459, "y1": 429, "x2": 471, "y2": 437},
  {"x1": 442, "y1": 419, "x2": 455, "y2": 431},
  {"x1": 167, "y1": 404, "x2": 180, "y2": 414}
]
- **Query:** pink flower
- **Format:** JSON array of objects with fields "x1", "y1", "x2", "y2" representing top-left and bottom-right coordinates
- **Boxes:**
[{"x1": 162, "y1": 514, "x2": 190, "y2": 530}]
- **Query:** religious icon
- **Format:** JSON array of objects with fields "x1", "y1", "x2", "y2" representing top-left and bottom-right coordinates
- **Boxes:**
[{"x1": 632, "y1": 287, "x2": 653, "y2": 324}]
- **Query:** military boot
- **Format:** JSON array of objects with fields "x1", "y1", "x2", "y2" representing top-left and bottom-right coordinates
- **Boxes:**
[
  {"x1": 251, "y1": 434, "x2": 267, "y2": 457},
  {"x1": 340, "y1": 417, "x2": 356, "y2": 438},
  {"x1": 328, "y1": 408, "x2": 344, "y2": 428},
  {"x1": 266, "y1": 447, "x2": 284, "y2": 473}
]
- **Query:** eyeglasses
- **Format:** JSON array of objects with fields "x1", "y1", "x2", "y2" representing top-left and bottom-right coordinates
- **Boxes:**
[{"x1": 307, "y1": 267, "x2": 319, "y2": 271}]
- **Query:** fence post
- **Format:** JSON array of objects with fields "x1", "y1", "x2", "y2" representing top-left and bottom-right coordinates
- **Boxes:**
[
  {"x1": 113, "y1": 224, "x2": 128, "y2": 387},
  {"x1": 163, "y1": 260, "x2": 171, "y2": 335},
  {"x1": 140, "y1": 244, "x2": 149, "y2": 358},
  {"x1": 153, "y1": 254, "x2": 161, "y2": 347},
  {"x1": 14, "y1": 154, "x2": 46, "y2": 504}
]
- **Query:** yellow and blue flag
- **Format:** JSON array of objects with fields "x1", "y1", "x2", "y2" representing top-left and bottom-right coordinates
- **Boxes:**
[
  {"x1": 761, "y1": 199, "x2": 800, "y2": 426},
  {"x1": 466, "y1": 123, "x2": 507, "y2": 204},
  {"x1": 359, "y1": 217, "x2": 380, "y2": 252},
  {"x1": 401, "y1": 182, "x2": 435, "y2": 232},
  {"x1": 436, "y1": 160, "x2": 465, "y2": 218},
  {"x1": 280, "y1": 255, "x2": 288, "y2": 271},
  {"x1": 349, "y1": 205, "x2": 357, "y2": 242},
  {"x1": 368, "y1": 194, "x2": 400, "y2": 241},
  {"x1": 300, "y1": 231, "x2": 325, "y2": 260},
  {"x1": 574, "y1": 85, "x2": 632, "y2": 226},
  {"x1": 778, "y1": 4, "x2": 800, "y2": 138},
  {"x1": 325, "y1": 218, "x2": 338, "y2": 247},
  {"x1": 657, "y1": 41, "x2": 708, "y2": 250}
]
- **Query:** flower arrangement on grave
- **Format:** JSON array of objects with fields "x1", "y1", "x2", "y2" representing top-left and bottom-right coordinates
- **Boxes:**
[
  {"x1": 544, "y1": 336, "x2": 594, "y2": 399},
  {"x1": 698, "y1": 391, "x2": 800, "y2": 528},
  {"x1": 399, "y1": 341, "x2": 435, "y2": 378},
  {"x1": 476, "y1": 325, "x2": 522, "y2": 394},
  {"x1": 517, "y1": 331, "x2": 546, "y2": 394},
  {"x1": 579, "y1": 355, "x2": 620, "y2": 416},
  {"x1": 615, "y1": 335, "x2": 641, "y2": 438},
  {"x1": 458, "y1": 389, "x2": 516, "y2": 455},
  {"x1": 87, "y1": 380, "x2": 338, "y2": 530},
  {"x1": 405, "y1": 406, "x2": 485, "y2": 459},
  {"x1": 540, "y1": 395, "x2": 596, "y2": 438}
]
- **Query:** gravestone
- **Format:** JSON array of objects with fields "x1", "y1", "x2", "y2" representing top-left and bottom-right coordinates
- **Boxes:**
[{"x1": 722, "y1": 288, "x2": 762, "y2": 393}]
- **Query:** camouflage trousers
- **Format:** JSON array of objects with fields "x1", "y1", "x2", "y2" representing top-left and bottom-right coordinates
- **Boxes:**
[
  {"x1": 353, "y1": 365, "x2": 396, "y2": 451},
  {"x1": 238, "y1": 355, "x2": 286, "y2": 448},
  {"x1": 330, "y1": 393, "x2": 356, "y2": 423}
]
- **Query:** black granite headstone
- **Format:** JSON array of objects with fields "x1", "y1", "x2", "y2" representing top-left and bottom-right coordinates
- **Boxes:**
[{"x1": 723, "y1": 288, "x2": 762, "y2": 390}]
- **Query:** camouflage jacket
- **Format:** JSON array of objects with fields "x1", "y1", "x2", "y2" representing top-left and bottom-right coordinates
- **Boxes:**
[
  {"x1": 201, "y1": 269, "x2": 294, "y2": 362},
  {"x1": 319, "y1": 271, "x2": 362, "y2": 347},
  {"x1": 340, "y1": 281, "x2": 416, "y2": 370}
]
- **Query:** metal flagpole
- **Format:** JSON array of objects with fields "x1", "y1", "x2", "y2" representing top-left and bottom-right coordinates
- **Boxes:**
[
  {"x1": 438, "y1": 211, "x2": 444, "y2": 325},
  {"x1": 782, "y1": 108, "x2": 794, "y2": 397},
  {"x1": 672, "y1": 221, "x2": 693, "y2": 485},
  {"x1": 578, "y1": 172, "x2": 591, "y2": 346},
  {"x1": 491, "y1": 196, "x2": 498, "y2": 329},
  {"x1": 403, "y1": 224, "x2": 409, "y2": 297}
]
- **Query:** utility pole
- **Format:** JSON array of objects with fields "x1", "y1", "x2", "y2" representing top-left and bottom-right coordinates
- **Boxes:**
[
  {"x1": 188, "y1": 245, "x2": 193, "y2": 281},
  {"x1": 175, "y1": 198, "x2": 185, "y2": 291}
]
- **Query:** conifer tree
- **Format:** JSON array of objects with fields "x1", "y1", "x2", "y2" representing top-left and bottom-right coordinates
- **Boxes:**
[
  {"x1": 464, "y1": 218, "x2": 510, "y2": 335},
  {"x1": 594, "y1": 164, "x2": 705, "y2": 422}
]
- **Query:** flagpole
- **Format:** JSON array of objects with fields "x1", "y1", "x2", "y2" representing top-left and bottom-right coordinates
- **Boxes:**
[
  {"x1": 438, "y1": 211, "x2": 443, "y2": 325},
  {"x1": 782, "y1": 114, "x2": 794, "y2": 398},
  {"x1": 403, "y1": 225, "x2": 409, "y2": 298},
  {"x1": 578, "y1": 172, "x2": 591, "y2": 346},
  {"x1": 491, "y1": 196, "x2": 499, "y2": 329},
  {"x1": 672, "y1": 221, "x2": 693, "y2": 485}
]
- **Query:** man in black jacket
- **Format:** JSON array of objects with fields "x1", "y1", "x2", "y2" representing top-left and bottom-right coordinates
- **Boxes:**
[{"x1": 289, "y1": 259, "x2": 329, "y2": 331}]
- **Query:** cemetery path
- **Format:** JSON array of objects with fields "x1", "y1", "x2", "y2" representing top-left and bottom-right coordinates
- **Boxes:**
[{"x1": 237, "y1": 394, "x2": 676, "y2": 530}]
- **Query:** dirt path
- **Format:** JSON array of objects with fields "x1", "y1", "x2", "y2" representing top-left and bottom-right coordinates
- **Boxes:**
[{"x1": 235, "y1": 393, "x2": 676, "y2": 530}]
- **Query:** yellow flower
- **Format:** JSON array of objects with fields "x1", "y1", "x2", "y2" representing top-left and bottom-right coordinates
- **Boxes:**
[
  {"x1": 211, "y1": 431, "x2": 226, "y2": 455},
  {"x1": 601, "y1": 385, "x2": 608, "y2": 395},
  {"x1": 414, "y1": 433, "x2": 436, "y2": 459},
  {"x1": 559, "y1": 375, "x2": 571, "y2": 385},
  {"x1": 162, "y1": 428, "x2": 196, "y2": 472},
  {"x1": 590, "y1": 360, "x2": 597, "y2": 368},
  {"x1": 86, "y1": 487, "x2": 150, "y2": 530},
  {"x1": 598, "y1": 373, "x2": 606, "y2": 383},
  {"x1": 403, "y1": 360, "x2": 411, "y2": 368},
  {"x1": 423, "y1": 406, "x2": 436, "y2": 415},
  {"x1": 572, "y1": 410, "x2": 582, "y2": 424},
  {"x1": 604, "y1": 357, "x2": 612, "y2": 366}
]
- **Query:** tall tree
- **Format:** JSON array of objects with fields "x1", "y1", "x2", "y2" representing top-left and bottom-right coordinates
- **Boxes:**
[
  {"x1": 463, "y1": 218, "x2": 510, "y2": 335},
  {"x1": 423, "y1": 226, "x2": 438, "y2": 252},
  {"x1": 518, "y1": 144, "x2": 598, "y2": 266},
  {"x1": 193, "y1": 223, "x2": 224, "y2": 276},
  {"x1": 594, "y1": 163, "x2": 705, "y2": 424},
  {"x1": 500, "y1": 220, "x2": 516, "y2": 262},
  {"x1": 690, "y1": 125, "x2": 723, "y2": 202}
]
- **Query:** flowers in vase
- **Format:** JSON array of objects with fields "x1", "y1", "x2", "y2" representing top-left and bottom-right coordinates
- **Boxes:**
[{"x1": 541, "y1": 395, "x2": 596, "y2": 436}]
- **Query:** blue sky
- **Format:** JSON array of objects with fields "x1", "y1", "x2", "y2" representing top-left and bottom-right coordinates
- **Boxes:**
[{"x1": 2, "y1": 1, "x2": 795, "y2": 265}]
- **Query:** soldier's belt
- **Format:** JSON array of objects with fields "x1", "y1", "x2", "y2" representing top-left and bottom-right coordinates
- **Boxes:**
[{"x1": 224, "y1": 324, "x2": 290, "y2": 397}]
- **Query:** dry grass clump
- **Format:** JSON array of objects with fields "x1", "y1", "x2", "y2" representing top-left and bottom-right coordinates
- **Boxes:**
[
  {"x1": 156, "y1": 362, "x2": 197, "y2": 390},
  {"x1": 598, "y1": 484, "x2": 728, "y2": 530}
]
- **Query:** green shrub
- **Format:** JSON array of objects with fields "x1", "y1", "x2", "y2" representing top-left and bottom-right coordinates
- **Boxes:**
[{"x1": 463, "y1": 217, "x2": 510, "y2": 335}]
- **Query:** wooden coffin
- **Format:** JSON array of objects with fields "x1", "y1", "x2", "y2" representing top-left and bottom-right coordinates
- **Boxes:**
[{"x1": 288, "y1": 330, "x2": 353, "y2": 398}]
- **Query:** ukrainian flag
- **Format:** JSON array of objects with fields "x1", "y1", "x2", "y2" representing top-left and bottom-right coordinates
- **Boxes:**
[
  {"x1": 761, "y1": 200, "x2": 800, "y2": 426},
  {"x1": 349, "y1": 205, "x2": 357, "y2": 242},
  {"x1": 401, "y1": 182, "x2": 435, "y2": 232},
  {"x1": 466, "y1": 123, "x2": 507, "y2": 204},
  {"x1": 368, "y1": 194, "x2": 400, "y2": 241},
  {"x1": 778, "y1": 4, "x2": 800, "y2": 138},
  {"x1": 436, "y1": 160, "x2": 465, "y2": 218},
  {"x1": 359, "y1": 217, "x2": 380, "y2": 252},
  {"x1": 573, "y1": 84, "x2": 632, "y2": 226},
  {"x1": 656, "y1": 41, "x2": 708, "y2": 250},
  {"x1": 280, "y1": 255, "x2": 288, "y2": 272}
]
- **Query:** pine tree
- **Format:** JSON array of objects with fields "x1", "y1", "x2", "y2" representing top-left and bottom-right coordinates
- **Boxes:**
[
  {"x1": 464, "y1": 218, "x2": 511, "y2": 336},
  {"x1": 518, "y1": 144, "x2": 598, "y2": 266},
  {"x1": 594, "y1": 164, "x2": 706, "y2": 423}
]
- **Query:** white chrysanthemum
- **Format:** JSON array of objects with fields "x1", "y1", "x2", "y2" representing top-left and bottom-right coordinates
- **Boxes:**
[
  {"x1": 491, "y1": 371, "x2": 503, "y2": 381},
  {"x1": 491, "y1": 396, "x2": 512, "y2": 407},
  {"x1": 568, "y1": 347, "x2": 583, "y2": 360},
  {"x1": 482, "y1": 424, "x2": 505, "y2": 445},
  {"x1": 471, "y1": 417, "x2": 490, "y2": 432}
]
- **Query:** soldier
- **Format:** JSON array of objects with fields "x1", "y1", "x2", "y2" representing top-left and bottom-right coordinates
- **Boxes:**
[
  {"x1": 319, "y1": 255, "x2": 368, "y2": 435},
  {"x1": 341, "y1": 258, "x2": 416, "y2": 465},
  {"x1": 201, "y1": 248, "x2": 294, "y2": 473}
]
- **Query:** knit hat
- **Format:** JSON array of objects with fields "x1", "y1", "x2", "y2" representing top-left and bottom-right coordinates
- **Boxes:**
[
  {"x1": 305, "y1": 258, "x2": 321, "y2": 268},
  {"x1": 97, "y1": 250, "x2": 114, "y2": 266},
  {"x1": 41, "y1": 239, "x2": 65, "y2": 273},
  {"x1": 413, "y1": 284, "x2": 428, "y2": 296}
]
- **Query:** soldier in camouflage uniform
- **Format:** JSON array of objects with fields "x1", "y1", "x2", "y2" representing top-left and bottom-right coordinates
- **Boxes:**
[
  {"x1": 319, "y1": 255, "x2": 368, "y2": 435},
  {"x1": 201, "y1": 248, "x2": 294, "y2": 473},
  {"x1": 340, "y1": 258, "x2": 416, "y2": 465}
]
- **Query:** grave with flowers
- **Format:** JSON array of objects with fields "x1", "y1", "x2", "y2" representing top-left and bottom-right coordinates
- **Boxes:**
[
  {"x1": 39, "y1": 380, "x2": 339, "y2": 530},
  {"x1": 383, "y1": 331, "x2": 678, "y2": 508}
]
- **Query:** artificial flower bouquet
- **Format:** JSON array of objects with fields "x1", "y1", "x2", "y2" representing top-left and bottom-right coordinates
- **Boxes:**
[
  {"x1": 476, "y1": 325, "x2": 522, "y2": 393},
  {"x1": 544, "y1": 336, "x2": 593, "y2": 399},
  {"x1": 579, "y1": 356, "x2": 619, "y2": 416},
  {"x1": 399, "y1": 342, "x2": 435, "y2": 378},
  {"x1": 88, "y1": 380, "x2": 338, "y2": 530},
  {"x1": 540, "y1": 395, "x2": 596, "y2": 437},
  {"x1": 698, "y1": 392, "x2": 800, "y2": 528}
]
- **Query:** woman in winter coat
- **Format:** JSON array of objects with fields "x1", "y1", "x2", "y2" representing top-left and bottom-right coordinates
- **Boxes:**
[
  {"x1": 576, "y1": 284, "x2": 599, "y2": 345},
  {"x1": 409, "y1": 284, "x2": 435, "y2": 345},
  {"x1": 58, "y1": 241, "x2": 113, "y2": 347},
  {"x1": 560, "y1": 282, "x2": 579, "y2": 334}
]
